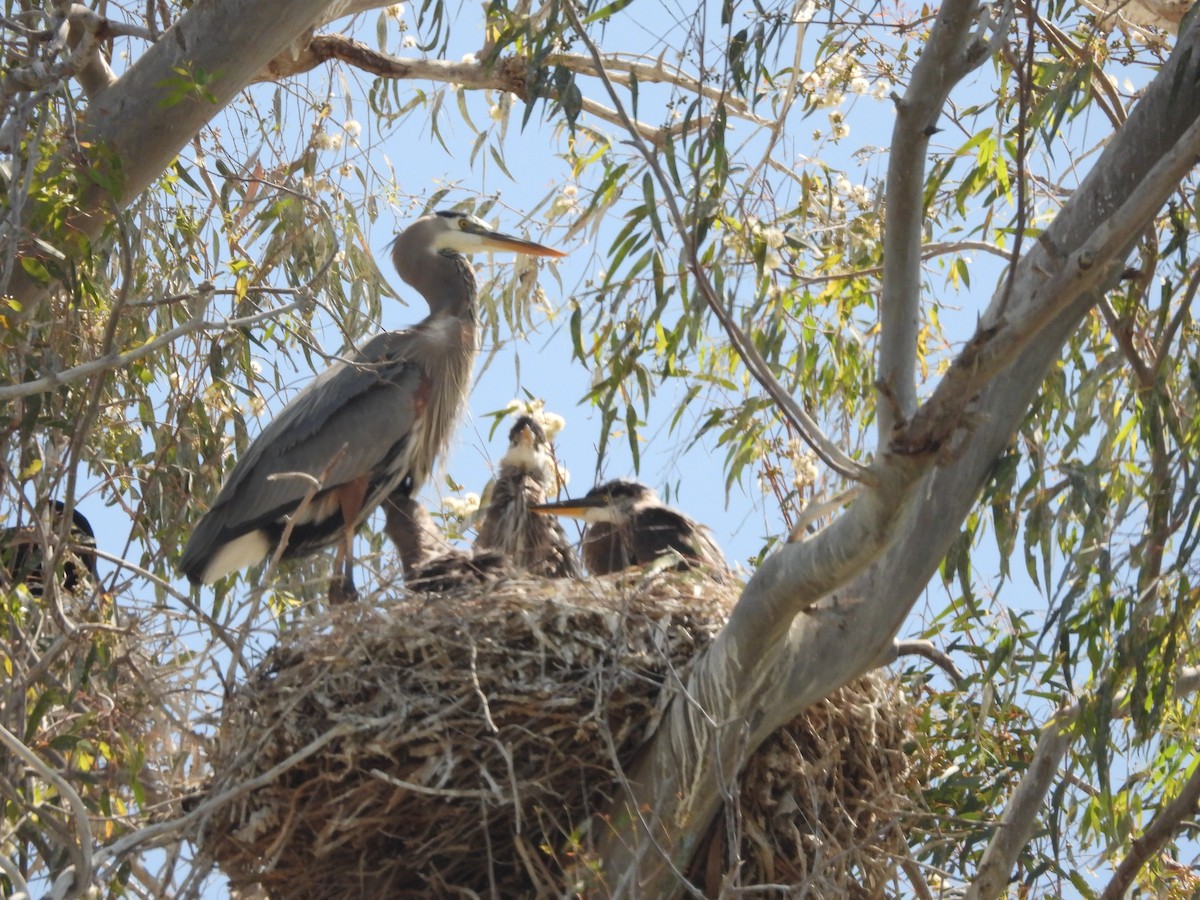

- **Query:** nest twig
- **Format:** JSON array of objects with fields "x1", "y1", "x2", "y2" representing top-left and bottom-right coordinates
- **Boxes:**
[{"x1": 199, "y1": 573, "x2": 916, "y2": 898}]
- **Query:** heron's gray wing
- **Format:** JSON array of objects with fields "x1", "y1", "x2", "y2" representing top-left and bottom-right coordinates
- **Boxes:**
[{"x1": 206, "y1": 331, "x2": 424, "y2": 531}]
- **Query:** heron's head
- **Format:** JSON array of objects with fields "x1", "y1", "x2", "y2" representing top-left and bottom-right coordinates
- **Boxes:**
[
  {"x1": 531, "y1": 479, "x2": 656, "y2": 525},
  {"x1": 393, "y1": 211, "x2": 564, "y2": 273},
  {"x1": 499, "y1": 415, "x2": 555, "y2": 480}
]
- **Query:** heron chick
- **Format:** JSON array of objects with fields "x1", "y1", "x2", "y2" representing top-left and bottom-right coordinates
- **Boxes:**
[
  {"x1": 180, "y1": 211, "x2": 564, "y2": 602},
  {"x1": 474, "y1": 415, "x2": 580, "y2": 578},
  {"x1": 1, "y1": 501, "x2": 98, "y2": 596},
  {"x1": 384, "y1": 491, "x2": 508, "y2": 593},
  {"x1": 532, "y1": 479, "x2": 727, "y2": 578}
]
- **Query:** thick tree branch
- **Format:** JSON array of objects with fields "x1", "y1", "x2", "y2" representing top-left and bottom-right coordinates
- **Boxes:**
[
  {"x1": 896, "y1": 103, "x2": 1200, "y2": 458},
  {"x1": 593, "y1": 10, "x2": 1200, "y2": 895},
  {"x1": 877, "y1": 0, "x2": 1009, "y2": 439},
  {"x1": 1, "y1": 0, "x2": 336, "y2": 310},
  {"x1": 967, "y1": 667, "x2": 1200, "y2": 900}
]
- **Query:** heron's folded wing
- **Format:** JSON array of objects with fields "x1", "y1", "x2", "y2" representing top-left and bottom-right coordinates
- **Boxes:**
[
  {"x1": 205, "y1": 331, "x2": 423, "y2": 531},
  {"x1": 633, "y1": 506, "x2": 728, "y2": 570}
]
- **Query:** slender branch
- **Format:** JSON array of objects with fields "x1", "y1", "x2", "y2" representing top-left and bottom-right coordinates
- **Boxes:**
[
  {"x1": 790, "y1": 240, "x2": 1013, "y2": 288},
  {"x1": 0, "y1": 722, "x2": 93, "y2": 897},
  {"x1": 92, "y1": 720, "x2": 368, "y2": 871},
  {"x1": 560, "y1": 0, "x2": 869, "y2": 484},
  {"x1": 1151, "y1": 260, "x2": 1200, "y2": 379},
  {"x1": 966, "y1": 666, "x2": 1200, "y2": 900},
  {"x1": 546, "y1": 51, "x2": 773, "y2": 126},
  {"x1": 890, "y1": 639, "x2": 966, "y2": 687},
  {"x1": 259, "y1": 34, "x2": 721, "y2": 147},
  {"x1": 0, "y1": 289, "x2": 308, "y2": 401},
  {"x1": 0, "y1": 854, "x2": 31, "y2": 898},
  {"x1": 1098, "y1": 759, "x2": 1200, "y2": 900}
]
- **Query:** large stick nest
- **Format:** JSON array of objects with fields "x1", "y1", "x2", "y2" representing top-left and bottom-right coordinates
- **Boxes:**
[{"x1": 200, "y1": 573, "x2": 918, "y2": 897}]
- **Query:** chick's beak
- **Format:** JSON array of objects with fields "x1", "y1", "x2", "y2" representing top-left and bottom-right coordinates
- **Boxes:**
[{"x1": 530, "y1": 494, "x2": 606, "y2": 520}]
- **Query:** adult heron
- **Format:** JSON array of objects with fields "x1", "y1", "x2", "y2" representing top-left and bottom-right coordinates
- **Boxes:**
[
  {"x1": 474, "y1": 415, "x2": 580, "y2": 578},
  {"x1": 180, "y1": 211, "x2": 565, "y2": 600},
  {"x1": 532, "y1": 479, "x2": 728, "y2": 578}
]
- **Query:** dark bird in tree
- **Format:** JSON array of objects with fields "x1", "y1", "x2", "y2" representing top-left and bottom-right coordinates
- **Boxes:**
[
  {"x1": 383, "y1": 489, "x2": 508, "y2": 593},
  {"x1": 532, "y1": 479, "x2": 728, "y2": 578},
  {"x1": 1, "y1": 500, "x2": 98, "y2": 596},
  {"x1": 474, "y1": 415, "x2": 580, "y2": 578},
  {"x1": 179, "y1": 211, "x2": 564, "y2": 601}
]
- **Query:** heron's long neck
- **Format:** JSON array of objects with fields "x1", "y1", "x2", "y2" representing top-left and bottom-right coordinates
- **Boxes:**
[
  {"x1": 404, "y1": 255, "x2": 480, "y2": 491},
  {"x1": 405, "y1": 251, "x2": 478, "y2": 322}
]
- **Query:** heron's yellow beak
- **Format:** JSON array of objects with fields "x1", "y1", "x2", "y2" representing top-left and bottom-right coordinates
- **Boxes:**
[{"x1": 477, "y1": 230, "x2": 566, "y2": 258}]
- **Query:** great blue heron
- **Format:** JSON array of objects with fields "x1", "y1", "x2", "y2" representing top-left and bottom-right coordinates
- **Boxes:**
[
  {"x1": 532, "y1": 479, "x2": 728, "y2": 578},
  {"x1": 1, "y1": 501, "x2": 98, "y2": 596},
  {"x1": 383, "y1": 490, "x2": 508, "y2": 593},
  {"x1": 179, "y1": 211, "x2": 564, "y2": 601},
  {"x1": 474, "y1": 415, "x2": 580, "y2": 578}
]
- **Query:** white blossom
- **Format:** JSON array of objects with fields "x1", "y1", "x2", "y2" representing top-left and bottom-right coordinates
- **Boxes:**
[
  {"x1": 443, "y1": 492, "x2": 482, "y2": 519},
  {"x1": 792, "y1": 0, "x2": 817, "y2": 22},
  {"x1": 760, "y1": 225, "x2": 785, "y2": 249},
  {"x1": 313, "y1": 129, "x2": 342, "y2": 151}
]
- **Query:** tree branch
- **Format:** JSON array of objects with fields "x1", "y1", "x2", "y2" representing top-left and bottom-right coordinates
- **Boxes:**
[
  {"x1": 889, "y1": 639, "x2": 967, "y2": 687},
  {"x1": 0, "y1": 721, "x2": 93, "y2": 897},
  {"x1": 1, "y1": 0, "x2": 336, "y2": 311},
  {"x1": 559, "y1": 0, "x2": 869, "y2": 484},
  {"x1": 1098, "y1": 755, "x2": 1200, "y2": 900},
  {"x1": 591, "y1": 10, "x2": 1200, "y2": 895},
  {"x1": 877, "y1": 0, "x2": 1009, "y2": 439},
  {"x1": 259, "y1": 35, "x2": 692, "y2": 147},
  {"x1": 966, "y1": 666, "x2": 1200, "y2": 900}
]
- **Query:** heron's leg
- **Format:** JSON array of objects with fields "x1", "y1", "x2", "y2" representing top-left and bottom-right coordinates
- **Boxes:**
[
  {"x1": 328, "y1": 476, "x2": 369, "y2": 605},
  {"x1": 329, "y1": 538, "x2": 356, "y2": 605}
]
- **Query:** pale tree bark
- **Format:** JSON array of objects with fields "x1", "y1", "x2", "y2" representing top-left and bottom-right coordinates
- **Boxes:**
[
  {"x1": 594, "y1": 6, "x2": 1200, "y2": 895},
  {"x1": 1, "y1": 0, "x2": 356, "y2": 309}
]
